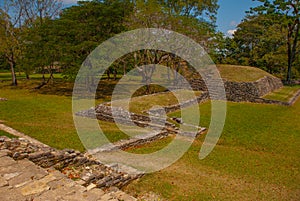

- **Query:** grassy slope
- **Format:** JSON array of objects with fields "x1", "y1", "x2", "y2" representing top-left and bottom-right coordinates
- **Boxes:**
[
  {"x1": 217, "y1": 64, "x2": 272, "y2": 82},
  {"x1": 0, "y1": 84, "x2": 84, "y2": 151}
]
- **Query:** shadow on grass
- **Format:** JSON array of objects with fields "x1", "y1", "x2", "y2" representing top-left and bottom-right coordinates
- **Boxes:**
[{"x1": 0, "y1": 73, "x2": 119, "y2": 101}]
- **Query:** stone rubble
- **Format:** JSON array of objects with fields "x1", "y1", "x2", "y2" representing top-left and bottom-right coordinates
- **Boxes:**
[
  {"x1": 0, "y1": 98, "x2": 8, "y2": 101},
  {"x1": 0, "y1": 136, "x2": 141, "y2": 201}
]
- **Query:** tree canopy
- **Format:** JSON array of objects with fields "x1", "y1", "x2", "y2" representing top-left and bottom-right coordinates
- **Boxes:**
[
  {"x1": 221, "y1": 0, "x2": 300, "y2": 81},
  {"x1": 4, "y1": 0, "x2": 299, "y2": 85}
]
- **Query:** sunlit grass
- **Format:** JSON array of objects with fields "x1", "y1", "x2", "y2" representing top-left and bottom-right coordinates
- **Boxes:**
[
  {"x1": 124, "y1": 100, "x2": 300, "y2": 200},
  {"x1": 1, "y1": 72, "x2": 300, "y2": 200},
  {"x1": 217, "y1": 64, "x2": 272, "y2": 82},
  {"x1": 263, "y1": 85, "x2": 300, "y2": 102},
  {"x1": 110, "y1": 89, "x2": 202, "y2": 114}
]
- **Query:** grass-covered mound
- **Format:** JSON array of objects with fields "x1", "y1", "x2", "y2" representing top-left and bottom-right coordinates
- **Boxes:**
[{"x1": 217, "y1": 64, "x2": 274, "y2": 82}]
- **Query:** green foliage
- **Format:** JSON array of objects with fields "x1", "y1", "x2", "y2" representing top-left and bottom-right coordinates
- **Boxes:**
[
  {"x1": 55, "y1": 0, "x2": 132, "y2": 80},
  {"x1": 218, "y1": 1, "x2": 300, "y2": 80},
  {"x1": 126, "y1": 0, "x2": 218, "y2": 47},
  {"x1": 244, "y1": 0, "x2": 299, "y2": 80}
]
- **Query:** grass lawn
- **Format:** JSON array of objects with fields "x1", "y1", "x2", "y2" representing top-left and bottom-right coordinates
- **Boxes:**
[
  {"x1": 263, "y1": 85, "x2": 300, "y2": 102},
  {"x1": 124, "y1": 100, "x2": 300, "y2": 200},
  {"x1": 1, "y1": 73, "x2": 300, "y2": 200},
  {"x1": 109, "y1": 89, "x2": 201, "y2": 114}
]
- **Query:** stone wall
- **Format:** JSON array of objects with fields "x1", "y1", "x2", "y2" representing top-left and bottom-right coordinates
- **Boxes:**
[
  {"x1": 77, "y1": 104, "x2": 176, "y2": 130},
  {"x1": 77, "y1": 92, "x2": 209, "y2": 130},
  {"x1": 0, "y1": 136, "x2": 142, "y2": 189},
  {"x1": 190, "y1": 75, "x2": 283, "y2": 102},
  {"x1": 255, "y1": 89, "x2": 300, "y2": 106}
]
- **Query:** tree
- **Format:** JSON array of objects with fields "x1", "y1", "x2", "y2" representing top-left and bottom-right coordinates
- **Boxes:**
[
  {"x1": 51, "y1": 0, "x2": 132, "y2": 80},
  {"x1": 250, "y1": 0, "x2": 300, "y2": 82},
  {"x1": 0, "y1": 0, "x2": 62, "y2": 85},
  {"x1": 0, "y1": 5, "x2": 21, "y2": 86},
  {"x1": 233, "y1": 14, "x2": 287, "y2": 73},
  {"x1": 123, "y1": 0, "x2": 219, "y2": 90},
  {"x1": 19, "y1": 0, "x2": 62, "y2": 80},
  {"x1": 126, "y1": 0, "x2": 218, "y2": 46}
]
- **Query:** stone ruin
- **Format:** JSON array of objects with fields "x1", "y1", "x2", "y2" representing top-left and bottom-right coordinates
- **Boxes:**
[
  {"x1": 77, "y1": 73, "x2": 286, "y2": 155},
  {"x1": 189, "y1": 75, "x2": 283, "y2": 102},
  {"x1": 0, "y1": 136, "x2": 142, "y2": 189}
]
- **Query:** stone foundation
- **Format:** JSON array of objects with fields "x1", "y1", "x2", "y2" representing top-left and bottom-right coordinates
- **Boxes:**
[
  {"x1": 0, "y1": 136, "x2": 143, "y2": 189},
  {"x1": 189, "y1": 75, "x2": 283, "y2": 102}
]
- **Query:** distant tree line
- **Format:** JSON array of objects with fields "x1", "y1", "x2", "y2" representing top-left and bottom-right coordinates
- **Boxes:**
[
  {"x1": 0, "y1": 0, "x2": 219, "y2": 86},
  {"x1": 0, "y1": 0, "x2": 299, "y2": 86}
]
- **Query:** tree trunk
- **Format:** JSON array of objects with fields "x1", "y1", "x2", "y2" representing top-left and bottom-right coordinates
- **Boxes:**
[
  {"x1": 107, "y1": 70, "x2": 110, "y2": 80},
  {"x1": 286, "y1": 27, "x2": 293, "y2": 83},
  {"x1": 123, "y1": 63, "x2": 126, "y2": 76},
  {"x1": 113, "y1": 68, "x2": 117, "y2": 80},
  {"x1": 286, "y1": 19, "x2": 299, "y2": 84},
  {"x1": 26, "y1": 73, "x2": 30, "y2": 80},
  {"x1": 9, "y1": 61, "x2": 17, "y2": 86}
]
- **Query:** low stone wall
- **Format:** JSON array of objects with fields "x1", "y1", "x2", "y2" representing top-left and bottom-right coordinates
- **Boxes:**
[
  {"x1": 90, "y1": 130, "x2": 170, "y2": 153},
  {"x1": 77, "y1": 104, "x2": 176, "y2": 130},
  {"x1": 190, "y1": 75, "x2": 283, "y2": 102},
  {"x1": 254, "y1": 76, "x2": 284, "y2": 97},
  {"x1": 0, "y1": 136, "x2": 142, "y2": 189},
  {"x1": 255, "y1": 89, "x2": 300, "y2": 106}
]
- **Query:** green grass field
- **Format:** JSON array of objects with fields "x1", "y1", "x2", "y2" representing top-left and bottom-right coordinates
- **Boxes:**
[
  {"x1": 0, "y1": 72, "x2": 300, "y2": 200},
  {"x1": 125, "y1": 101, "x2": 300, "y2": 200}
]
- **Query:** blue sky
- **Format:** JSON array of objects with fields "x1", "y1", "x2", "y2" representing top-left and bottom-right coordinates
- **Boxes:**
[{"x1": 217, "y1": 0, "x2": 261, "y2": 36}]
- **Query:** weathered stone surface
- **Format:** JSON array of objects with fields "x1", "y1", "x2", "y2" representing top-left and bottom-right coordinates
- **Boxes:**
[
  {"x1": 3, "y1": 172, "x2": 21, "y2": 180},
  {"x1": 21, "y1": 181, "x2": 50, "y2": 196},
  {"x1": 0, "y1": 187, "x2": 27, "y2": 201},
  {"x1": 0, "y1": 176, "x2": 9, "y2": 187},
  {"x1": 20, "y1": 174, "x2": 56, "y2": 196},
  {"x1": 0, "y1": 156, "x2": 17, "y2": 167},
  {"x1": 0, "y1": 137, "x2": 139, "y2": 201},
  {"x1": 189, "y1": 75, "x2": 283, "y2": 102},
  {"x1": 9, "y1": 166, "x2": 48, "y2": 187},
  {"x1": 86, "y1": 183, "x2": 97, "y2": 191},
  {"x1": 0, "y1": 150, "x2": 8, "y2": 157}
]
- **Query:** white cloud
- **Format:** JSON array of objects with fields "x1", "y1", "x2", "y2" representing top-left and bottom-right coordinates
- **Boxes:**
[
  {"x1": 230, "y1": 20, "x2": 238, "y2": 27},
  {"x1": 227, "y1": 29, "x2": 237, "y2": 38},
  {"x1": 62, "y1": 0, "x2": 91, "y2": 5},
  {"x1": 61, "y1": 0, "x2": 78, "y2": 4}
]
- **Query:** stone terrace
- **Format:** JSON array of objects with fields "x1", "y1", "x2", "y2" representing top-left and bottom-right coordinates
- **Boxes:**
[{"x1": 0, "y1": 136, "x2": 139, "y2": 201}]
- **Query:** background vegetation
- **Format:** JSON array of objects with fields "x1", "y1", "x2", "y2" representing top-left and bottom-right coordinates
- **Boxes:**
[{"x1": 0, "y1": 0, "x2": 299, "y2": 87}]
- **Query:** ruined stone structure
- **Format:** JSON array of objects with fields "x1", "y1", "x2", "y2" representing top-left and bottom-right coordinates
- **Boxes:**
[
  {"x1": 189, "y1": 75, "x2": 283, "y2": 102},
  {"x1": 0, "y1": 137, "x2": 142, "y2": 190}
]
